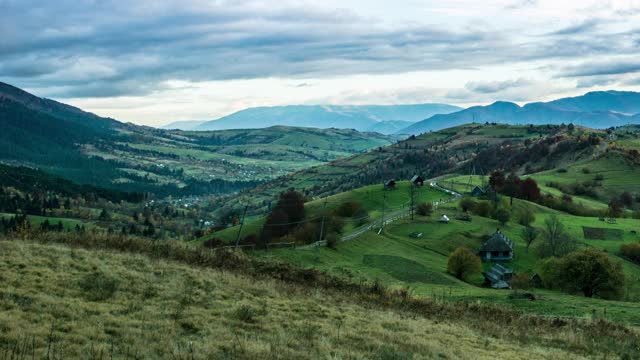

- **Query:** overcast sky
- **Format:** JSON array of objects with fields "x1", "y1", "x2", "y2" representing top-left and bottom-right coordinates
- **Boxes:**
[{"x1": 2, "y1": 0, "x2": 640, "y2": 126}]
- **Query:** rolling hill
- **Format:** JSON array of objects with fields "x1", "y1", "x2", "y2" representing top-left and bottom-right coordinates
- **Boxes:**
[
  {"x1": 192, "y1": 104, "x2": 462, "y2": 134},
  {"x1": 401, "y1": 91, "x2": 640, "y2": 135},
  {"x1": 0, "y1": 82, "x2": 397, "y2": 196}
]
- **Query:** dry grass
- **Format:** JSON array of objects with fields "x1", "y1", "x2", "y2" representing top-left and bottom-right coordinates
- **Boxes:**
[{"x1": 1, "y1": 232, "x2": 639, "y2": 359}]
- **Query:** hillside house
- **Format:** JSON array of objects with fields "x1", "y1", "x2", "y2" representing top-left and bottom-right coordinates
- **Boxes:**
[
  {"x1": 384, "y1": 180, "x2": 396, "y2": 189},
  {"x1": 470, "y1": 185, "x2": 486, "y2": 197},
  {"x1": 410, "y1": 175, "x2": 425, "y2": 187},
  {"x1": 483, "y1": 263, "x2": 513, "y2": 289},
  {"x1": 478, "y1": 229, "x2": 514, "y2": 261}
]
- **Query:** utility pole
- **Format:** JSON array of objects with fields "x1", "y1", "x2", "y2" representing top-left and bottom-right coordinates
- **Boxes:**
[
  {"x1": 318, "y1": 197, "x2": 328, "y2": 245},
  {"x1": 234, "y1": 205, "x2": 249, "y2": 248}
]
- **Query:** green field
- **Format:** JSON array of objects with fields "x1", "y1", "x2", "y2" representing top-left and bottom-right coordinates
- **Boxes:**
[
  {"x1": 207, "y1": 181, "x2": 448, "y2": 243},
  {"x1": 255, "y1": 190, "x2": 640, "y2": 325}
]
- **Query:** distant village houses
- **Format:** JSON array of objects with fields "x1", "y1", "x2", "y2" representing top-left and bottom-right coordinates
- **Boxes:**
[{"x1": 410, "y1": 175, "x2": 425, "y2": 187}]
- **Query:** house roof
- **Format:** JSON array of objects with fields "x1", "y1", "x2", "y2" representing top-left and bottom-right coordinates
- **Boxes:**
[
  {"x1": 479, "y1": 230, "x2": 514, "y2": 253},
  {"x1": 471, "y1": 185, "x2": 485, "y2": 194},
  {"x1": 410, "y1": 175, "x2": 424, "y2": 182},
  {"x1": 484, "y1": 263, "x2": 513, "y2": 289},
  {"x1": 384, "y1": 180, "x2": 396, "y2": 186}
]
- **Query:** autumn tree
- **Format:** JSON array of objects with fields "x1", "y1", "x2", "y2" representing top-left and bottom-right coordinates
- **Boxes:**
[
  {"x1": 495, "y1": 207, "x2": 510, "y2": 226},
  {"x1": 447, "y1": 247, "x2": 482, "y2": 281}
]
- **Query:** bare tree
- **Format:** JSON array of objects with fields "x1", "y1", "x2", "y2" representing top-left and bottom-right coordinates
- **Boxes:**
[
  {"x1": 538, "y1": 214, "x2": 577, "y2": 258},
  {"x1": 520, "y1": 226, "x2": 538, "y2": 253}
]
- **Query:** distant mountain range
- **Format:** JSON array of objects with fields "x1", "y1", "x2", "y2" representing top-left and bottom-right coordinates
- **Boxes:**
[
  {"x1": 162, "y1": 104, "x2": 462, "y2": 134},
  {"x1": 401, "y1": 91, "x2": 640, "y2": 135}
]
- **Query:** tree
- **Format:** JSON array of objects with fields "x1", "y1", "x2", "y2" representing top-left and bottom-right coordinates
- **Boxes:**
[
  {"x1": 495, "y1": 207, "x2": 510, "y2": 226},
  {"x1": 619, "y1": 192, "x2": 633, "y2": 208},
  {"x1": 557, "y1": 248, "x2": 625, "y2": 299},
  {"x1": 99, "y1": 208, "x2": 110, "y2": 221},
  {"x1": 520, "y1": 178, "x2": 541, "y2": 202},
  {"x1": 608, "y1": 199, "x2": 623, "y2": 218},
  {"x1": 447, "y1": 247, "x2": 482, "y2": 281},
  {"x1": 489, "y1": 169, "x2": 505, "y2": 191},
  {"x1": 538, "y1": 214, "x2": 577, "y2": 258},
  {"x1": 520, "y1": 226, "x2": 538, "y2": 253},
  {"x1": 416, "y1": 202, "x2": 433, "y2": 216},
  {"x1": 517, "y1": 210, "x2": 535, "y2": 227}
]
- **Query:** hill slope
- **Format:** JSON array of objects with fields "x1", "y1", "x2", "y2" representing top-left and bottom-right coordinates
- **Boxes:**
[
  {"x1": 0, "y1": 82, "x2": 396, "y2": 196},
  {"x1": 194, "y1": 104, "x2": 462, "y2": 134},
  {"x1": 1, "y1": 236, "x2": 634, "y2": 359},
  {"x1": 402, "y1": 91, "x2": 640, "y2": 134}
]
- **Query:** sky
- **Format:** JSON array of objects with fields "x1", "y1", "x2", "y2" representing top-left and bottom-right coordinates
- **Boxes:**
[{"x1": 1, "y1": 0, "x2": 640, "y2": 126}]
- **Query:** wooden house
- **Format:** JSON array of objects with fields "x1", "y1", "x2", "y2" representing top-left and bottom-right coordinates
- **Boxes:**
[
  {"x1": 483, "y1": 263, "x2": 513, "y2": 289},
  {"x1": 410, "y1": 175, "x2": 425, "y2": 187},
  {"x1": 478, "y1": 229, "x2": 514, "y2": 262},
  {"x1": 384, "y1": 180, "x2": 396, "y2": 189},
  {"x1": 470, "y1": 185, "x2": 486, "y2": 197}
]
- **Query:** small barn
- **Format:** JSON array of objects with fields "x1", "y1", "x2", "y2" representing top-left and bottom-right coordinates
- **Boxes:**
[
  {"x1": 483, "y1": 263, "x2": 513, "y2": 289},
  {"x1": 439, "y1": 215, "x2": 450, "y2": 223},
  {"x1": 478, "y1": 229, "x2": 514, "y2": 262},
  {"x1": 384, "y1": 180, "x2": 396, "y2": 189},
  {"x1": 470, "y1": 185, "x2": 486, "y2": 197},
  {"x1": 410, "y1": 175, "x2": 425, "y2": 187}
]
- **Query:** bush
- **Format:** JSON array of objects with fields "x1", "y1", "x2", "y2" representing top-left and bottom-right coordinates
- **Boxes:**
[
  {"x1": 459, "y1": 197, "x2": 476, "y2": 212},
  {"x1": 495, "y1": 208, "x2": 510, "y2": 226},
  {"x1": 582, "y1": 167, "x2": 591, "y2": 174},
  {"x1": 472, "y1": 201, "x2": 492, "y2": 217},
  {"x1": 232, "y1": 304, "x2": 257, "y2": 323},
  {"x1": 510, "y1": 273, "x2": 532, "y2": 290},
  {"x1": 416, "y1": 202, "x2": 433, "y2": 216},
  {"x1": 620, "y1": 243, "x2": 640, "y2": 264},
  {"x1": 447, "y1": 247, "x2": 482, "y2": 281},
  {"x1": 78, "y1": 271, "x2": 119, "y2": 301},
  {"x1": 326, "y1": 232, "x2": 339, "y2": 249},
  {"x1": 334, "y1": 201, "x2": 364, "y2": 218},
  {"x1": 517, "y1": 210, "x2": 535, "y2": 227}
]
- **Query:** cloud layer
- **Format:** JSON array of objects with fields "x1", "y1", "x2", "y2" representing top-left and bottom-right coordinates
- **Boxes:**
[{"x1": 1, "y1": 0, "x2": 640, "y2": 124}]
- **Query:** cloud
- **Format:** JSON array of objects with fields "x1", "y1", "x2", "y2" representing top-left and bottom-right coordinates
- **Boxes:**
[
  {"x1": 562, "y1": 61, "x2": 640, "y2": 77},
  {"x1": 465, "y1": 78, "x2": 532, "y2": 93},
  {"x1": 1, "y1": 0, "x2": 637, "y2": 100},
  {"x1": 547, "y1": 19, "x2": 600, "y2": 36}
]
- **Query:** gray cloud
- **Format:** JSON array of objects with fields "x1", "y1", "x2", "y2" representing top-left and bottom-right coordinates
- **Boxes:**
[
  {"x1": 1, "y1": 0, "x2": 639, "y2": 99},
  {"x1": 563, "y1": 61, "x2": 640, "y2": 77},
  {"x1": 465, "y1": 79, "x2": 532, "y2": 94}
]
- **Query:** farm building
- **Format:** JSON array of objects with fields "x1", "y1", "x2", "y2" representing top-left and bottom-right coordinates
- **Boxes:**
[
  {"x1": 439, "y1": 215, "x2": 450, "y2": 223},
  {"x1": 410, "y1": 175, "x2": 425, "y2": 187},
  {"x1": 384, "y1": 180, "x2": 396, "y2": 189},
  {"x1": 483, "y1": 263, "x2": 513, "y2": 289},
  {"x1": 478, "y1": 229, "x2": 514, "y2": 261},
  {"x1": 470, "y1": 185, "x2": 486, "y2": 197}
]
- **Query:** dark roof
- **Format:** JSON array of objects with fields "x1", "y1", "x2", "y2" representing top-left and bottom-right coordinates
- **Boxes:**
[
  {"x1": 384, "y1": 180, "x2": 396, "y2": 186},
  {"x1": 479, "y1": 230, "x2": 514, "y2": 253},
  {"x1": 471, "y1": 185, "x2": 485, "y2": 194},
  {"x1": 410, "y1": 175, "x2": 424, "y2": 183},
  {"x1": 484, "y1": 264, "x2": 513, "y2": 289}
]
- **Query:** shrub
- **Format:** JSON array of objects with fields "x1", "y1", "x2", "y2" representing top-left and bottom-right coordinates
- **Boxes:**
[
  {"x1": 594, "y1": 174, "x2": 605, "y2": 181},
  {"x1": 495, "y1": 208, "x2": 510, "y2": 226},
  {"x1": 232, "y1": 304, "x2": 257, "y2": 323},
  {"x1": 334, "y1": 201, "x2": 364, "y2": 218},
  {"x1": 582, "y1": 167, "x2": 591, "y2": 174},
  {"x1": 78, "y1": 271, "x2": 119, "y2": 301},
  {"x1": 472, "y1": 201, "x2": 492, "y2": 217},
  {"x1": 517, "y1": 210, "x2": 535, "y2": 227},
  {"x1": 447, "y1": 247, "x2": 482, "y2": 281},
  {"x1": 326, "y1": 232, "x2": 339, "y2": 249},
  {"x1": 416, "y1": 202, "x2": 433, "y2": 216},
  {"x1": 620, "y1": 243, "x2": 640, "y2": 264},
  {"x1": 510, "y1": 273, "x2": 532, "y2": 290},
  {"x1": 459, "y1": 197, "x2": 476, "y2": 212}
]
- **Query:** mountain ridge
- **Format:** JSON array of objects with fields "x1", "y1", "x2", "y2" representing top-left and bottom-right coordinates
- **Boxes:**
[{"x1": 400, "y1": 90, "x2": 640, "y2": 134}]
